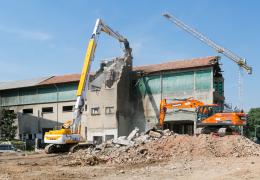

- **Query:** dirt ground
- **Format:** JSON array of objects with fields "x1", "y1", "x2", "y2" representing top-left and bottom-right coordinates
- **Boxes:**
[{"x1": 0, "y1": 152, "x2": 260, "y2": 180}]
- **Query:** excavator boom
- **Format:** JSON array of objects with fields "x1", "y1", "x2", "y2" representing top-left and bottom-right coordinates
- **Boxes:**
[
  {"x1": 159, "y1": 98, "x2": 205, "y2": 127},
  {"x1": 44, "y1": 18, "x2": 131, "y2": 153},
  {"x1": 71, "y1": 18, "x2": 131, "y2": 134}
]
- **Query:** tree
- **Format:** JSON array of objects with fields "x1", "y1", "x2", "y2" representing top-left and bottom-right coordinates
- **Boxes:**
[
  {"x1": 0, "y1": 108, "x2": 17, "y2": 140},
  {"x1": 244, "y1": 108, "x2": 260, "y2": 140}
]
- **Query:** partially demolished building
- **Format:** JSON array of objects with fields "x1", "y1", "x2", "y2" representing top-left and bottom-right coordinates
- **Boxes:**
[
  {"x1": 0, "y1": 56, "x2": 223, "y2": 143},
  {"x1": 82, "y1": 56, "x2": 133, "y2": 143},
  {"x1": 132, "y1": 56, "x2": 224, "y2": 134}
]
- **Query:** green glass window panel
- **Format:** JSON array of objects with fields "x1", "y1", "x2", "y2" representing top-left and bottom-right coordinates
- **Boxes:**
[
  {"x1": 19, "y1": 88, "x2": 37, "y2": 104},
  {"x1": 58, "y1": 84, "x2": 77, "y2": 101},
  {"x1": 143, "y1": 76, "x2": 161, "y2": 94},
  {"x1": 0, "y1": 90, "x2": 19, "y2": 106},
  {"x1": 163, "y1": 72, "x2": 194, "y2": 93},
  {"x1": 136, "y1": 75, "x2": 161, "y2": 96},
  {"x1": 136, "y1": 78, "x2": 146, "y2": 97},
  {"x1": 38, "y1": 86, "x2": 57, "y2": 103},
  {"x1": 195, "y1": 70, "x2": 211, "y2": 90}
]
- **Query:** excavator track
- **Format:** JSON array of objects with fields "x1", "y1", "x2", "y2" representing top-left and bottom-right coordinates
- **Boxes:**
[
  {"x1": 195, "y1": 126, "x2": 234, "y2": 136},
  {"x1": 45, "y1": 143, "x2": 94, "y2": 154},
  {"x1": 69, "y1": 144, "x2": 80, "y2": 153},
  {"x1": 69, "y1": 143, "x2": 94, "y2": 153},
  {"x1": 44, "y1": 144, "x2": 57, "y2": 154}
]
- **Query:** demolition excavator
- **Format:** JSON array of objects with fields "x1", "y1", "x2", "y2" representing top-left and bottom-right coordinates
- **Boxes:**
[
  {"x1": 44, "y1": 18, "x2": 131, "y2": 153},
  {"x1": 159, "y1": 98, "x2": 246, "y2": 136}
]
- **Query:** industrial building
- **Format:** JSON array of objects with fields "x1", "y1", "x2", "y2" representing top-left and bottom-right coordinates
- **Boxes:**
[
  {"x1": 0, "y1": 56, "x2": 223, "y2": 143},
  {"x1": 0, "y1": 74, "x2": 81, "y2": 141},
  {"x1": 132, "y1": 56, "x2": 224, "y2": 134}
]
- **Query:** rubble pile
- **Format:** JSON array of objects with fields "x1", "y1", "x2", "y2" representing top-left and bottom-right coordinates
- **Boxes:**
[{"x1": 61, "y1": 128, "x2": 260, "y2": 166}]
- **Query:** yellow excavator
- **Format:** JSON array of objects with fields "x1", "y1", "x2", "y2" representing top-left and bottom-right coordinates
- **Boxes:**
[{"x1": 44, "y1": 18, "x2": 131, "y2": 153}]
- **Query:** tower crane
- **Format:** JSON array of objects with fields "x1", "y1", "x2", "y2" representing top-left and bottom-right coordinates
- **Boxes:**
[{"x1": 162, "y1": 12, "x2": 252, "y2": 109}]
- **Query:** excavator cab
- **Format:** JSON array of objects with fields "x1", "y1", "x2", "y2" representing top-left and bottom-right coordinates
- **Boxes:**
[{"x1": 197, "y1": 105, "x2": 222, "y2": 122}]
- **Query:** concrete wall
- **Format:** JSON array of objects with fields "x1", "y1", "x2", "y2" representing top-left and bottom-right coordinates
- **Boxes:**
[
  {"x1": 81, "y1": 56, "x2": 132, "y2": 143},
  {"x1": 7, "y1": 101, "x2": 76, "y2": 140},
  {"x1": 0, "y1": 82, "x2": 79, "y2": 141}
]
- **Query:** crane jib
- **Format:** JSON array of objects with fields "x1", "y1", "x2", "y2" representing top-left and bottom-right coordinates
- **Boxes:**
[{"x1": 162, "y1": 12, "x2": 252, "y2": 74}]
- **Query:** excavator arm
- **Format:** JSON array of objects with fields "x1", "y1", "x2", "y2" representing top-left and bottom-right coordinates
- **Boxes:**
[
  {"x1": 44, "y1": 18, "x2": 131, "y2": 153},
  {"x1": 159, "y1": 98, "x2": 205, "y2": 127},
  {"x1": 71, "y1": 18, "x2": 132, "y2": 133}
]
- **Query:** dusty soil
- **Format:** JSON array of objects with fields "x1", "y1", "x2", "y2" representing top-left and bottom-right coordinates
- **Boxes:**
[
  {"x1": 1, "y1": 134, "x2": 260, "y2": 180},
  {"x1": 0, "y1": 152, "x2": 260, "y2": 180}
]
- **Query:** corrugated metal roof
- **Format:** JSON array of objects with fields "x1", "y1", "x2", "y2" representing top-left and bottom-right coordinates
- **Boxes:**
[
  {"x1": 133, "y1": 56, "x2": 219, "y2": 74},
  {"x1": 39, "y1": 74, "x2": 81, "y2": 85},
  {"x1": 0, "y1": 76, "x2": 52, "y2": 90}
]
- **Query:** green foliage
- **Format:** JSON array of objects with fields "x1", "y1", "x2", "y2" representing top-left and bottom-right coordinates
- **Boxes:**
[
  {"x1": 245, "y1": 108, "x2": 260, "y2": 140},
  {"x1": 0, "y1": 108, "x2": 17, "y2": 140}
]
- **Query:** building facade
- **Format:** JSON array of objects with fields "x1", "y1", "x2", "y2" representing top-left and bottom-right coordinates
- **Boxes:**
[
  {"x1": 0, "y1": 74, "x2": 80, "y2": 142},
  {"x1": 132, "y1": 56, "x2": 224, "y2": 134},
  {"x1": 82, "y1": 56, "x2": 133, "y2": 144},
  {"x1": 0, "y1": 56, "x2": 224, "y2": 143}
]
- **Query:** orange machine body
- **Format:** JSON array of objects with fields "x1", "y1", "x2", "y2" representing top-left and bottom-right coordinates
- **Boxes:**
[{"x1": 159, "y1": 98, "x2": 246, "y2": 128}]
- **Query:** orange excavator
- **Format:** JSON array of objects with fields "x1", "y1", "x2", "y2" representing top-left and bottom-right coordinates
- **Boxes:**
[{"x1": 159, "y1": 98, "x2": 246, "y2": 136}]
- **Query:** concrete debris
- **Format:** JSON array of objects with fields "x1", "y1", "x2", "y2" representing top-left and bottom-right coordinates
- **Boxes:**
[
  {"x1": 60, "y1": 129, "x2": 260, "y2": 167},
  {"x1": 112, "y1": 127, "x2": 139, "y2": 146},
  {"x1": 162, "y1": 129, "x2": 172, "y2": 136},
  {"x1": 148, "y1": 130, "x2": 162, "y2": 138},
  {"x1": 112, "y1": 136, "x2": 134, "y2": 146},
  {"x1": 134, "y1": 134, "x2": 150, "y2": 144},
  {"x1": 127, "y1": 127, "x2": 139, "y2": 141}
]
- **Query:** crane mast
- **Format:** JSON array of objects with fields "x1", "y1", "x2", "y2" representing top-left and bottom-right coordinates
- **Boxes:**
[{"x1": 162, "y1": 13, "x2": 252, "y2": 74}]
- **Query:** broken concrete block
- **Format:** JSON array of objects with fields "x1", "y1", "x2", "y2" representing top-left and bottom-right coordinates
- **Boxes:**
[
  {"x1": 112, "y1": 138, "x2": 134, "y2": 146},
  {"x1": 162, "y1": 129, "x2": 172, "y2": 136},
  {"x1": 134, "y1": 134, "x2": 150, "y2": 144},
  {"x1": 118, "y1": 136, "x2": 127, "y2": 140},
  {"x1": 149, "y1": 130, "x2": 162, "y2": 138},
  {"x1": 127, "y1": 127, "x2": 139, "y2": 141}
]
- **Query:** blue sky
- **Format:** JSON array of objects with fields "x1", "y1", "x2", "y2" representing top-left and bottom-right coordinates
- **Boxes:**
[{"x1": 0, "y1": 0, "x2": 259, "y2": 110}]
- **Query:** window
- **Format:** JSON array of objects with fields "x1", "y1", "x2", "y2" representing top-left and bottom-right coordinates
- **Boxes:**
[
  {"x1": 105, "y1": 106, "x2": 114, "y2": 114},
  {"x1": 91, "y1": 107, "x2": 100, "y2": 115},
  {"x1": 42, "y1": 107, "x2": 53, "y2": 113},
  {"x1": 28, "y1": 134, "x2": 32, "y2": 140},
  {"x1": 23, "y1": 108, "x2": 33, "y2": 114},
  {"x1": 23, "y1": 134, "x2": 26, "y2": 140},
  {"x1": 93, "y1": 136, "x2": 102, "y2": 145},
  {"x1": 105, "y1": 135, "x2": 114, "y2": 141},
  {"x1": 7, "y1": 110, "x2": 14, "y2": 114},
  {"x1": 62, "y1": 106, "x2": 73, "y2": 112},
  {"x1": 0, "y1": 145, "x2": 12, "y2": 150}
]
